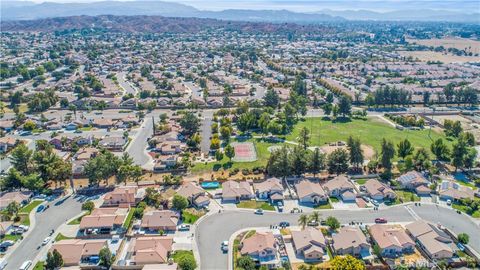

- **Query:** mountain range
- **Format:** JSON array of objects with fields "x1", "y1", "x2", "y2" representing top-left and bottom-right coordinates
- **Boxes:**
[{"x1": 1, "y1": 0, "x2": 479, "y2": 22}]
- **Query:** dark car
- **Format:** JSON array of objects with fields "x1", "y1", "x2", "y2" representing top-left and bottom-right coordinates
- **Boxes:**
[
  {"x1": 375, "y1": 218, "x2": 388, "y2": 223},
  {"x1": 279, "y1": 221, "x2": 290, "y2": 227}
]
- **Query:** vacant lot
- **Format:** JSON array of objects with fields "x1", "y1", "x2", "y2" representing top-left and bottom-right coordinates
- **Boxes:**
[
  {"x1": 398, "y1": 51, "x2": 480, "y2": 63},
  {"x1": 407, "y1": 38, "x2": 480, "y2": 55},
  {"x1": 287, "y1": 117, "x2": 449, "y2": 156}
]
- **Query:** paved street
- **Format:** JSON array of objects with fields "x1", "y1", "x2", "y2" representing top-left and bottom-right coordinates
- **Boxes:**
[
  {"x1": 200, "y1": 110, "x2": 214, "y2": 154},
  {"x1": 195, "y1": 204, "x2": 480, "y2": 270},
  {"x1": 126, "y1": 116, "x2": 154, "y2": 169},
  {"x1": 6, "y1": 195, "x2": 83, "y2": 269},
  {"x1": 117, "y1": 72, "x2": 137, "y2": 96}
]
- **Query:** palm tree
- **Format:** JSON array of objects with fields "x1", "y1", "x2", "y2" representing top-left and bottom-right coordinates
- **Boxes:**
[
  {"x1": 309, "y1": 211, "x2": 321, "y2": 223},
  {"x1": 298, "y1": 214, "x2": 309, "y2": 229}
]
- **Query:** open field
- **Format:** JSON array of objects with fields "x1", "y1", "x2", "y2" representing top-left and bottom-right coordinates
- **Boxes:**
[
  {"x1": 407, "y1": 38, "x2": 480, "y2": 55},
  {"x1": 287, "y1": 117, "x2": 449, "y2": 157},
  {"x1": 398, "y1": 51, "x2": 480, "y2": 63}
]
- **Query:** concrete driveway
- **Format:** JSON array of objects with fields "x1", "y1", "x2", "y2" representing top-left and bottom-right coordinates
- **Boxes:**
[{"x1": 195, "y1": 204, "x2": 480, "y2": 270}]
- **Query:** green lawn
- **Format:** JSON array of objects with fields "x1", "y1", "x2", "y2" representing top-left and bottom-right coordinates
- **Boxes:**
[
  {"x1": 33, "y1": 261, "x2": 45, "y2": 270},
  {"x1": 452, "y1": 203, "x2": 480, "y2": 218},
  {"x1": 395, "y1": 190, "x2": 421, "y2": 203},
  {"x1": 55, "y1": 233, "x2": 72, "y2": 242},
  {"x1": 287, "y1": 117, "x2": 449, "y2": 156},
  {"x1": 122, "y1": 208, "x2": 135, "y2": 229},
  {"x1": 245, "y1": 230, "x2": 256, "y2": 239},
  {"x1": 68, "y1": 213, "x2": 88, "y2": 225},
  {"x1": 1, "y1": 234, "x2": 22, "y2": 242},
  {"x1": 329, "y1": 197, "x2": 340, "y2": 203},
  {"x1": 182, "y1": 210, "x2": 201, "y2": 224},
  {"x1": 191, "y1": 137, "x2": 277, "y2": 173},
  {"x1": 237, "y1": 200, "x2": 275, "y2": 211},
  {"x1": 171, "y1": 250, "x2": 195, "y2": 263},
  {"x1": 19, "y1": 200, "x2": 43, "y2": 213},
  {"x1": 314, "y1": 201, "x2": 333, "y2": 209},
  {"x1": 356, "y1": 179, "x2": 368, "y2": 185}
]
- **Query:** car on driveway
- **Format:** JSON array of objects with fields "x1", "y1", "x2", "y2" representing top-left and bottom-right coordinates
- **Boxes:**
[
  {"x1": 375, "y1": 218, "x2": 388, "y2": 224},
  {"x1": 221, "y1": 241, "x2": 228, "y2": 253},
  {"x1": 178, "y1": 224, "x2": 191, "y2": 231},
  {"x1": 254, "y1": 209, "x2": 264, "y2": 215},
  {"x1": 42, "y1": 237, "x2": 51, "y2": 245},
  {"x1": 307, "y1": 221, "x2": 319, "y2": 226},
  {"x1": 0, "y1": 241, "x2": 14, "y2": 248}
]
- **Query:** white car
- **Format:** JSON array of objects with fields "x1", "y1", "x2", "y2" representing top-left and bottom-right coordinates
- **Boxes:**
[
  {"x1": 221, "y1": 241, "x2": 229, "y2": 252},
  {"x1": 446, "y1": 199, "x2": 452, "y2": 206},
  {"x1": 42, "y1": 237, "x2": 51, "y2": 245},
  {"x1": 254, "y1": 209, "x2": 264, "y2": 215}
]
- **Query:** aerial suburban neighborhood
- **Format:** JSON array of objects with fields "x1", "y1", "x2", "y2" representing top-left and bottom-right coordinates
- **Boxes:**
[{"x1": 0, "y1": 1, "x2": 479, "y2": 270}]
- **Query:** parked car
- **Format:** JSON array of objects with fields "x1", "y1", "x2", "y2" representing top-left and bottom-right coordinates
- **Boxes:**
[
  {"x1": 279, "y1": 221, "x2": 290, "y2": 227},
  {"x1": 375, "y1": 218, "x2": 388, "y2": 224},
  {"x1": 0, "y1": 241, "x2": 14, "y2": 248},
  {"x1": 307, "y1": 221, "x2": 319, "y2": 226},
  {"x1": 42, "y1": 237, "x2": 51, "y2": 245},
  {"x1": 447, "y1": 199, "x2": 452, "y2": 206},
  {"x1": 254, "y1": 209, "x2": 264, "y2": 215},
  {"x1": 36, "y1": 205, "x2": 45, "y2": 213},
  {"x1": 221, "y1": 241, "x2": 228, "y2": 252},
  {"x1": 178, "y1": 224, "x2": 191, "y2": 231},
  {"x1": 19, "y1": 131, "x2": 32, "y2": 136}
]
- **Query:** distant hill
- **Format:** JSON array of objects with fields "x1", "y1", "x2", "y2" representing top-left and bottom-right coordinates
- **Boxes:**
[
  {"x1": 0, "y1": 15, "x2": 333, "y2": 33},
  {"x1": 317, "y1": 9, "x2": 480, "y2": 22}
]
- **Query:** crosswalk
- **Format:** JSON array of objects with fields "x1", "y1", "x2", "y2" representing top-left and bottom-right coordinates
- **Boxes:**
[{"x1": 404, "y1": 205, "x2": 421, "y2": 220}]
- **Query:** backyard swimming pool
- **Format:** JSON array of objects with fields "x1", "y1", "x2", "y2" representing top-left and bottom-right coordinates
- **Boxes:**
[{"x1": 201, "y1": 181, "x2": 220, "y2": 189}]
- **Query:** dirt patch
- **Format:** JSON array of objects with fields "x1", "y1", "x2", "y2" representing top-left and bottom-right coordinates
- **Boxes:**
[
  {"x1": 398, "y1": 51, "x2": 480, "y2": 63},
  {"x1": 407, "y1": 38, "x2": 480, "y2": 55}
]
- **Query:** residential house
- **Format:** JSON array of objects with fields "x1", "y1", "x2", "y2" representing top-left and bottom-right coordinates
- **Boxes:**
[
  {"x1": 0, "y1": 221, "x2": 13, "y2": 237},
  {"x1": 369, "y1": 224, "x2": 415, "y2": 257},
  {"x1": 99, "y1": 136, "x2": 127, "y2": 151},
  {"x1": 50, "y1": 239, "x2": 108, "y2": 266},
  {"x1": 79, "y1": 207, "x2": 129, "y2": 235},
  {"x1": 103, "y1": 186, "x2": 145, "y2": 207},
  {"x1": 93, "y1": 118, "x2": 115, "y2": 129},
  {"x1": 332, "y1": 226, "x2": 370, "y2": 257},
  {"x1": 439, "y1": 181, "x2": 475, "y2": 201},
  {"x1": 0, "y1": 191, "x2": 32, "y2": 210},
  {"x1": 253, "y1": 177, "x2": 284, "y2": 203},
  {"x1": 140, "y1": 210, "x2": 179, "y2": 232},
  {"x1": 0, "y1": 120, "x2": 14, "y2": 132},
  {"x1": 221, "y1": 180, "x2": 254, "y2": 202},
  {"x1": 295, "y1": 180, "x2": 328, "y2": 205},
  {"x1": 363, "y1": 179, "x2": 396, "y2": 201},
  {"x1": 127, "y1": 236, "x2": 173, "y2": 265},
  {"x1": 405, "y1": 221, "x2": 454, "y2": 260},
  {"x1": 0, "y1": 137, "x2": 17, "y2": 153},
  {"x1": 291, "y1": 227, "x2": 327, "y2": 261},
  {"x1": 322, "y1": 175, "x2": 356, "y2": 202},
  {"x1": 176, "y1": 182, "x2": 210, "y2": 208},
  {"x1": 397, "y1": 171, "x2": 431, "y2": 195},
  {"x1": 240, "y1": 232, "x2": 280, "y2": 268}
]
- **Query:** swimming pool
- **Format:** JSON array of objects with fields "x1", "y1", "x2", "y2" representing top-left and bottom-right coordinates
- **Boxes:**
[{"x1": 201, "y1": 181, "x2": 220, "y2": 189}]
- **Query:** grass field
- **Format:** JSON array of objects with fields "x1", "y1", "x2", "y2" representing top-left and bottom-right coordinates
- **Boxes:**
[
  {"x1": 18, "y1": 200, "x2": 43, "y2": 226},
  {"x1": 33, "y1": 261, "x2": 45, "y2": 270},
  {"x1": 182, "y1": 210, "x2": 202, "y2": 224},
  {"x1": 54, "y1": 233, "x2": 72, "y2": 241},
  {"x1": 191, "y1": 138, "x2": 277, "y2": 173},
  {"x1": 123, "y1": 208, "x2": 135, "y2": 229},
  {"x1": 237, "y1": 200, "x2": 275, "y2": 211},
  {"x1": 452, "y1": 202, "x2": 480, "y2": 218},
  {"x1": 171, "y1": 250, "x2": 195, "y2": 263},
  {"x1": 68, "y1": 213, "x2": 87, "y2": 225},
  {"x1": 314, "y1": 201, "x2": 333, "y2": 209},
  {"x1": 395, "y1": 190, "x2": 420, "y2": 203},
  {"x1": 287, "y1": 117, "x2": 448, "y2": 156}
]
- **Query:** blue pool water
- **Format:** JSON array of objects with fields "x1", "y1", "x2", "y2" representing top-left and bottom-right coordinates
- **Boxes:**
[{"x1": 201, "y1": 181, "x2": 220, "y2": 189}]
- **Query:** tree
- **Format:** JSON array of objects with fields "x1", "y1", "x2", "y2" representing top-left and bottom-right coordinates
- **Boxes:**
[
  {"x1": 380, "y1": 139, "x2": 395, "y2": 171},
  {"x1": 225, "y1": 144, "x2": 235, "y2": 161},
  {"x1": 220, "y1": 126, "x2": 231, "y2": 142},
  {"x1": 330, "y1": 255, "x2": 365, "y2": 270},
  {"x1": 451, "y1": 139, "x2": 468, "y2": 171},
  {"x1": 45, "y1": 249, "x2": 64, "y2": 270},
  {"x1": 325, "y1": 216, "x2": 340, "y2": 231},
  {"x1": 463, "y1": 148, "x2": 477, "y2": 170},
  {"x1": 99, "y1": 247, "x2": 114, "y2": 268},
  {"x1": 297, "y1": 127, "x2": 310, "y2": 150},
  {"x1": 237, "y1": 255, "x2": 256, "y2": 270},
  {"x1": 179, "y1": 112, "x2": 200, "y2": 136},
  {"x1": 266, "y1": 145, "x2": 291, "y2": 179},
  {"x1": 347, "y1": 136, "x2": 363, "y2": 169},
  {"x1": 263, "y1": 88, "x2": 279, "y2": 108},
  {"x1": 309, "y1": 148, "x2": 325, "y2": 178},
  {"x1": 444, "y1": 120, "x2": 463, "y2": 138},
  {"x1": 322, "y1": 103, "x2": 332, "y2": 116},
  {"x1": 298, "y1": 214, "x2": 309, "y2": 229},
  {"x1": 412, "y1": 148, "x2": 431, "y2": 171},
  {"x1": 215, "y1": 150, "x2": 224, "y2": 161},
  {"x1": 458, "y1": 233, "x2": 469, "y2": 244},
  {"x1": 178, "y1": 253, "x2": 197, "y2": 270},
  {"x1": 327, "y1": 148, "x2": 349, "y2": 175},
  {"x1": 9, "y1": 143, "x2": 33, "y2": 175},
  {"x1": 430, "y1": 138, "x2": 450, "y2": 161},
  {"x1": 20, "y1": 173, "x2": 44, "y2": 191},
  {"x1": 173, "y1": 194, "x2": 188, "y2": 210},
  {"x1": 291, "y1": 146, "x2": 307, "y2": 176},
  {"x1": 309, "y1": 211, "x2": 321, "y2": 223},
  {"x1": 5, "y1": 201, "x2": 20, "y2": 220},
  {"x1": 397, "y1": 139, "x2": 413, "y2": 160},
  {"x1": 338, "y1": 96, "x2": 352, "y2": 117},
  {"x1": 82, "y1": 201, "x2": 95, "y2": 212}
]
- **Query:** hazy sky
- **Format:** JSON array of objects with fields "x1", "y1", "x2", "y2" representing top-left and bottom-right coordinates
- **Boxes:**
[{"x1": 14, "y1": 0, "x2": 480, "y2": 12}]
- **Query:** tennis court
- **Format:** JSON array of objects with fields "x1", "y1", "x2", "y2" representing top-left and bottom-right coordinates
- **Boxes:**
[{"x1": 231, "y1": 142, "x2": 257, "y2": 162}]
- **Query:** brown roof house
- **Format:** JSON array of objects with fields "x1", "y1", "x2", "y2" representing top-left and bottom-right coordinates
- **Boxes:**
[
  {"x1": 0, "y1": 137, "x2": 17, "y2": 153},
  {"x1": 291, "y1": 227, "x2": 327, "y2": 261},
  {"x1": 369, "y1": 224, "x2": 415, "y2": 258},
  {"x1": 362, "y1": 179, "x2": 396, "y2": 201},
  {"x1": 103, "y1": 186, "x2": 145, "y2": 207},
  {"x1": 253, "y1": 177, "x2": 284, "y2": 203},
  {"x1": 176, "y1": 182, "x2": 210, "y2": 209},
  {"x1": 50, "y1": 239, "x2": 108, "y2": 266},
  {"x1": 221, "y1": 180, "x2": 254, "y2": 203},
  {"x1": 79, "y1": 207, "x2": 129, "y2": 236},
  {"x1": 140, "y1": 210, "x2": 179, "y2": 232},
  {"x1": 295, "y1": 180, "x2": 328, "y2": 205},
  {"x1": 240, "y1": 232, "x2": 280, "y2": 268},
  {"x1": 439, "y1": 180, "x2": 475, "y2": 201},
  {"x1": 322, "y1": 175, "x2": 356, "y2": 202},
  {"x1": 0, "y1": 191, "x2": 32, "y2": 210},
  {"x1": 126, "y1": 236, "x2": 173, "y2": 266},
  {"x1": 405, "y1": 221, "x2": 455, "y2": 260},
  {"x1": 397, "y1": 171, "x2": 431, "y2": 195},
  {"x1": 332, "y1": 226, "x2": 370, "y2": 257}
]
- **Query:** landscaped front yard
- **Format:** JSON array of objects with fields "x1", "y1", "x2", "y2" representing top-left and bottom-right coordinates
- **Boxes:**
[
  {"x1": 182, "y1": 209, "x2": 205, "y2": 224},
  {"x1": 237, "y1": 200, "x2": 275, "y2": 211},
  {"x1": 395, "y1": 190, "x2": 421, "y2": 203},
  {"x1": 18, "y1": 200, "x2": 43, "y2": 226},
  {"x1": 314, "y1": 201, "x2": 333, "y2": 209},
  {"x1": 453, "y1": 202, "x2": 480, "y2": 218}
]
